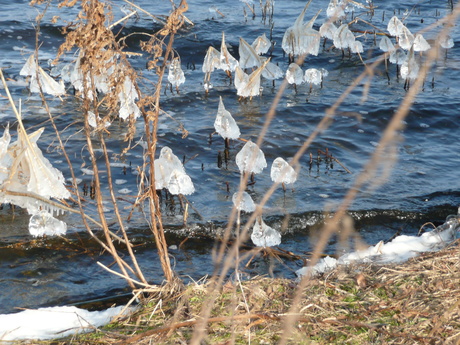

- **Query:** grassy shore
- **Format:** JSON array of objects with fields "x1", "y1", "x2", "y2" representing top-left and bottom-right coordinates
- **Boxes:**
[{"x1": 21, "y1": 241, "x2": 460, "y2": 345}]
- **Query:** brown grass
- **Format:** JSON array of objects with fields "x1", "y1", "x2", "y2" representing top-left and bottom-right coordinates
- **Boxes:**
[{"x1": 29, "y1": 241, "x2": 458, "y2": 345}]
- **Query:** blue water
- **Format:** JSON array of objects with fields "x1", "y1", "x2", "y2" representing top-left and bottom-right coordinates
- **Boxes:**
[{"x1": 0, "y1": 0, "x2": 459, "y2": 313}]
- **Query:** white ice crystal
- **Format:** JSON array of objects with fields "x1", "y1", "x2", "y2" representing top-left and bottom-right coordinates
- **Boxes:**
[
  {"x1": 387, "y1": 16, "x2": 404, "y2": 37},
  {"x1": 0, "y1": 122, "x2": 70, "y2": 216},
  {"x1": 118, "y1": 76, "x2": 140, "y2": 120},
  {"x1": 251, "y1": 217, "x2": 281, "y2": 247},
  {"x1": 168, "y1": 57, "x2": 185, "y2": 88},
  {"x1": 413, "y1": 34, "x2": 431, "y2": 52},
  {"x1": 28, "y1": 210, "x2": 67, "y2": 237},
  {"x1": 282, "y1": 1, "x2": 321, "y2": 57},
  {"x1": 303, "y1": 68, "x2": 324, "y2": 86},
  {"x1": 379, "y1": 36, "x2": 395, "y2": 53},
  {"x1": 239, "y1": 37, "x2": 262, "y2": 70},
  {"x1": 297, "y1": 214, "x2": 460, "y2": 277},
  {"x1": 220, "y1": 32, "x2": 239, "y2": 73},
  {"x1": 333, "y1": 24, "x2": 355, "y2": 49},
  {"x1": 214, "y1": 96, "x2": 241, "y2": 140},
  {"x1": 400, "y1": 46, "x2": 419, "y2": 81},
  {"x1": 251, "y1": 33, "x2": 271, "y2": 55},
  {"x1": 398, "y1": 26, "x2": 414, "y2": 50},
  {"x1": 234, "y1": 60, "x2": 268, "y2": 98},
  {"x1": 154, "y1": 147, "x2": 194, "y2": 195},
  {"x1": 20, "y1": 55, "x2": 65, "y2": 97},
  {"x1": 167, "y1": 169, "x2": 195, "y2": 195},
  {"x1": 235, "y1": 140, "x2": 267, "y2": 174},
  {"x1": 270, "y1": 157, "x2": 297, "y2": 185},
  {"x1": 286, "y1": 63, "x2": 304, "y2": 86},
  {"x1": 232, "y1": 191, "x2": 256, "y2": 212},
  {"x1": 389, "y1": 48, "x2": 406, "y2": 65},
  {"x1": 319, "y1": 21, "x2": 337, "y2": 40}
]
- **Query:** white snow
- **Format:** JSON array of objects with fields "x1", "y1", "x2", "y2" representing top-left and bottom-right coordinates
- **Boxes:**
[
  {"x1": 297, "y1": 214, "x2": 460, "y2": 277},
  {"x1": 0, "y1": 305, "x2": 128, "y2": 341}
]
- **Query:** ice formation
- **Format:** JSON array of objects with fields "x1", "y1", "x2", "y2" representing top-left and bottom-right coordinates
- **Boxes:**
[
  {"x1": 379, "y1": 36, "x2": 395, "y2": 53},
  {"x1": 219, "y1": 32, "x2": 239, "y2": 73},
  {"x1": 0, "y1": 305, "x2": 128, "y2": 341},
  {"x1": 20, "y1": 55, "x2": 65, "y2": 96},
  {"x1": 202, "y1": 46, "x2": 221, "y2": 74},
  {"x1": 0, "y1": 123, "x2": 70, "y2": 216},
  {"x1": 282, "y1": 0, "x2": 321, "y2": 57},
  {"x1": 87, "y1": 111, "x2": 111, "y2": 129},
  {"x1": 154, "y1": 146, "x2": 194, "y2": 195},
  {"x1": 333, "y1": 24, "x2": 355, "y2": 49},
  {"x1": 234, "y1": 60, "x2": 268, "y2": 98},
  {"x1": 251, "y1": 216, "x2": 281, "y2": 247},
  {"x1": 239, "y1": 37, "x2": 262, "y2": 70},
  {"x1": 167, "y1": 169, "x2": 195, "y2": 195},
  {"x1": 118, "y1": 75, "x2": 141, "y2": 120},
  {"x1": 28, "y1": 210, "x2": 67, "y2": 237},
  {"x1": 389, "y1": 48, "x2": 406, "y2": 65},
  {"x1": 400, "y1": 46, "x2": 419, "y2": 81},
  {"x1": 232, "y1": 191, "x2": 256, "y2": 212},
  {"x1": 440, "y1": 35, "x2": 454, "y2": 49},
  {"x1": 260, "y1": 57, "x2": 284, "y2": 81},
  {"x1": 413, "y1": 34, "x2": 431, "y2": 52},
  {"x1": 168, "y1": 57, "x2": 186, "y2": 89},
  {"x1": 304, "y1": 68, "x2": 326, "y2": 86},
  {"x1": 326, "y1": 0, "x2": 346, "y2": 19},
  {"x1": 319, "y1": 21, "x2": 337, "y2": 40},
  {"x1": 296, "y1": 214, "x2": 460, "y2": 277},
  {"x1": 251, "y1": 33, "x2": 271, "y2": 55},
  {"x1": 387, "y1": 16, "x2": 404, "y2": 37},
  {"x1": 398, "y1": 26, "x2": 415, "y2": 50},
  {"x1": 214, "y1": 96, "x2": 241, "y2": 140},
  {"x1": 350, "y1": 40, "x2": 364, "y2": 54},
  {"x1": 286, "y1": 63, "x2": 304, "y2": 86},
  {"x1": 270, "y1": 157, "x2": 297, "y2": 185},
  {"x1": 235, "y1": 140, "x2": 267, "y2": 175}
]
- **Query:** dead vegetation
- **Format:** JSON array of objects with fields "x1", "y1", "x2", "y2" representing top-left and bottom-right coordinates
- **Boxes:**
[{"x1": 29, "y1": 240, "x2": 457, "y2": 345}]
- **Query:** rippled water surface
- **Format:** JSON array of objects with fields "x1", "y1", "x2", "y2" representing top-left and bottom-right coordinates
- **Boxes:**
[{"x1": 0, "y1": 0, "x2": 459, "y2": 313}]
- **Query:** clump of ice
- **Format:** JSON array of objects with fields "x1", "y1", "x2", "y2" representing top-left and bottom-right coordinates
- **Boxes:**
[
  {"x1": 168, "y1": 57, "x2": 185, "y2": 88},
  {"x1": 251, "y1": 33, "x2": 270, "y2": 55},
  {"x1": 270, "y1": 157, "x2": 297, "y2": 185},
  {"x1": 251, "y1": 217, "x2": 281, "y2": 247},
  {"x1": 286, "y1": 63, "x2": 304, "y2": 86},
  {"x1": 234, "y1": 62, "x2": 268, "y2": 98},
  {"x1": 400, "y1": 46, "x2": 419, "y2": 81},
  {"x1": 333, "y1": 24, "x2": 355, "y2": 49},
  {"x1": 282, "y1": 2, "x2": 321, "y2": 57},
  {"x1": 0, "y1": 305, "x2": 129, "y2": 341},
  {"x1": 28, "y1": 210, "x2": 67, "y2": 237},
  {"x1": 154, "y1": 147, "x2": 194, "y2": 195},
  {"x1": 232, "y1": 191, "x2": 256, "y2": 212},
  {"x1": 20, "y1": 55, "x2": 65, "y2": 96},
  {"x1": 297, "y1": 214, "x2": 460, "y2": 277},
  {"x1": 214, "y1": 96, "x2": 240, "y2": 140},
  {"x1": 167, "y1": 169, "x2": 195, "y2": 195},
  {"x1": 0, "y1": 123, "x2": 70, "y2": 217},
  {"x1": 235, "y1": 140, "x2": 267, "y2": 175},
  {"x1": 239, "y1": 37, "x2": 261, "y2": 70}
]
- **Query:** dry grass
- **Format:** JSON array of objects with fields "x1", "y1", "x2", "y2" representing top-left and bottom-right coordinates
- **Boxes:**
[{"x1": 28, "y1": 241, "x2": 459, "y2": 345}]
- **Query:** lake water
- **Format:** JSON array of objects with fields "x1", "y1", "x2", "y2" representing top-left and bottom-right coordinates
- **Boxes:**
[{"x1": 0, "y1": 0, "x2": 459, "y2": 314}]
